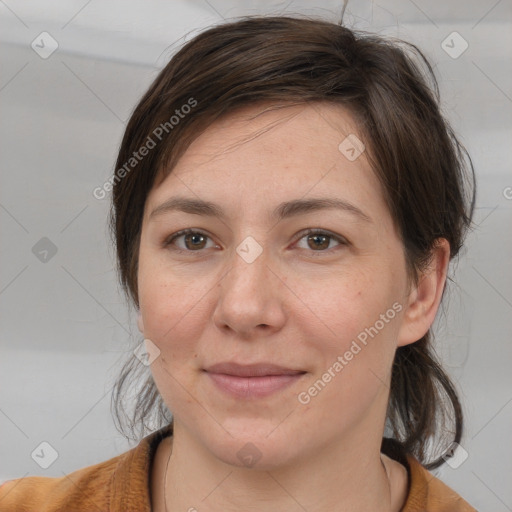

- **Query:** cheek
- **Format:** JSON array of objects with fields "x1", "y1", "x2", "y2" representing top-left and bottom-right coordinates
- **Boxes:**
[
  {"x1": 296, "y1": 280, "x2": 402, "y2": 427},
  {"x1": 298, "y1": 263, "x2": 399, "y2": 343},
  {"x1": 137, "y1": 249, "x2": 209, "y2": 358},
  {"x1": 137, "y1": 257, "x2": 208, "y2": 413},
  {"x1": 298, "y1": 265, "x2": 403, "y2": 384}
]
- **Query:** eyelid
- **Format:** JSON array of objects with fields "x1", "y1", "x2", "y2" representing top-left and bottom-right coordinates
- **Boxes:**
[
  {"x1": 163, "y1": 227, "x2": 349, "y2": 254},
  {"x1": 163, "y1": 228, "x2": 217, "y2": 251},
  {"x1": 293, "y1": 228, "x2": 349, "y2": 255},
  {"x1": 295, "y1": 228, "x2": 348, "y2": 245}
]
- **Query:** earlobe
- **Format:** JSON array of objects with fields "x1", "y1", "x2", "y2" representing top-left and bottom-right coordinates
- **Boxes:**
[
  {"x1": 397, "y1": 239, "x2": 450, "y2": 347},
  {"x1": 137, "y1": 311, "x2": 144, "y2": 334}
]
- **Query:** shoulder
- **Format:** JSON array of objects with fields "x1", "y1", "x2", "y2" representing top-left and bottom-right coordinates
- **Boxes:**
[
  {"x1": 0, "y1": 423, "x2": 173, "y2": 512},
  {"x1": 0, "y1": 451, "x2": 122, "y2": 511},
  {"x1": 402, "y1": 455, "x2": 477, "y2": 511}
]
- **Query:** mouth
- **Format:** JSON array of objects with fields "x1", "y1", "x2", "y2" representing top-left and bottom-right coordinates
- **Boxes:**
[{"x1": 203, "y1": 362, "x2": 307, "y2": 399}]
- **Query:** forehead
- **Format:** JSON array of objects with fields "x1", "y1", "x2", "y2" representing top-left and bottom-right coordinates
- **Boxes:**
[
  {"x1": 170, "y1": 102, "x2": 364, "y2": 171},
  {"x1": 145, "y1": 103, "x2": 389, "y2": 227}
]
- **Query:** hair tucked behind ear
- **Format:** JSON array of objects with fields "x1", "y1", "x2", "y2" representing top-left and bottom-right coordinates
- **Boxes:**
[
  {"x1": 386, "y1": 334, "x2": 464, "y2": 469},
  {"x1": 109, "y1": 14, "x2": 475, "y2": 468}
]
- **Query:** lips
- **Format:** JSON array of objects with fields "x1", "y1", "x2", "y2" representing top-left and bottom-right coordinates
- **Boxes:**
[
  {"x1": 203, "y1": 362, "x2": 306, "y2": 398},
  {"x1": 204, "y1": 362, "x2": 305, "y2": 377}
]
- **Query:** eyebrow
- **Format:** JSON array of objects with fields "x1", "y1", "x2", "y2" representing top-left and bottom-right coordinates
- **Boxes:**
[{"x1": 149, "y1": 196, "x2": 372, "y2": 223}]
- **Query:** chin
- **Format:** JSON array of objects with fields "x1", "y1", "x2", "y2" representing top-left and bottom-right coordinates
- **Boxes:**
[{"x1": 201, "y1": 420, "x2": 303, "y2": 470}]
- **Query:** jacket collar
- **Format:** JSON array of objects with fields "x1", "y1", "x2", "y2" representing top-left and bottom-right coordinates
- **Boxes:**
[
  {"x1": 108, "y1": 422, "x2": 437, "y2": 511},
  {"x1": 110, "y1": 422, "x2": 174, "y2": 511}
]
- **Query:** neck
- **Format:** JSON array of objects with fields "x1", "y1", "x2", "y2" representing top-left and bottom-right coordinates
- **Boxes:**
[{"x1": 163, "y1": 420, "x2": 400, "y2": 512}]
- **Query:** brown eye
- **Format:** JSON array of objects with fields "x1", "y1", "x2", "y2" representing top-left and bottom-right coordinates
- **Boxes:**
[
  {"x1": 183, "y1": 232, "x2": 208, "y2": 250},
  {"x1": 165, "y1": 229, "x2": 215, "y2": 252},
  {"x1": 164, "y1": 228, "x2": 347, "y2": 256},
  {"x1": 295, "y1": 229, "x2": 348, "y2": 255},
  {"x1": 307, "y1": 233, "x2": 331, "y2": 250}
]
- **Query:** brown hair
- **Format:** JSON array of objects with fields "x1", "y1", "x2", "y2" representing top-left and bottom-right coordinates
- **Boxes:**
[{"x1": 109, "y1": 14, "x2": 475, "y2": 469}]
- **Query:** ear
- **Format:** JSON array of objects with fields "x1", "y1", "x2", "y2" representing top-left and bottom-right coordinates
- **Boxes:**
[
  {"x1": 137, "y1": 311, "x2": 144, "y2": 334},
  {"x1": 397, "y1": 238, "x2": 450, "y2": 347}
]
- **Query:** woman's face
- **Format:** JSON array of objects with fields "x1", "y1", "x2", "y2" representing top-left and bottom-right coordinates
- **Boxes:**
[{"x1": 137, "y1": 103, "x2": 414, "y2": 468}]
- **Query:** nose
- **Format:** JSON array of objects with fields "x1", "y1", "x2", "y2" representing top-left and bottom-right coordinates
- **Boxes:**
[{"x1": 211, "y1": 243, "x2": 287, "y2": 339}]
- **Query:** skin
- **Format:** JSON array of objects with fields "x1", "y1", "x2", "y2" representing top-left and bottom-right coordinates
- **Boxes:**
[{"x1": 136, "y1": 102, "x2": 450, "y2": 511}]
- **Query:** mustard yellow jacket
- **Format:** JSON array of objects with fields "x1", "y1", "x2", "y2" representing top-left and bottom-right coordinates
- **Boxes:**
[{"x1": 0, "y1": 423, "x2": 477, "y2": 511}]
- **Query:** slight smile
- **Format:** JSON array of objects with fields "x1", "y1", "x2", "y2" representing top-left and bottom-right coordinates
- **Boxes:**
[{"x1": 203, "y1": 362, "x2": 307, "y2": 399}]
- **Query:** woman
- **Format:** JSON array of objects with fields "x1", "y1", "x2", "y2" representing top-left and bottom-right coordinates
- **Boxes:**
[{"x1": 0, "y1": 14, "x2": 477, "y2": 511}]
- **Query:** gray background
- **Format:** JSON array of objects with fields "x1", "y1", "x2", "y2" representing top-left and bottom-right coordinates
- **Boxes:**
[{"x1": 1, "y1": 0, "x2": 511, "y2": 510}]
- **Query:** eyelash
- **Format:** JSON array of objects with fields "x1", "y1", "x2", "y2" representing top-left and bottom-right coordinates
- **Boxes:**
[{"x1": 163, "y1": 228, "x2": 348, "y2": 257}]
